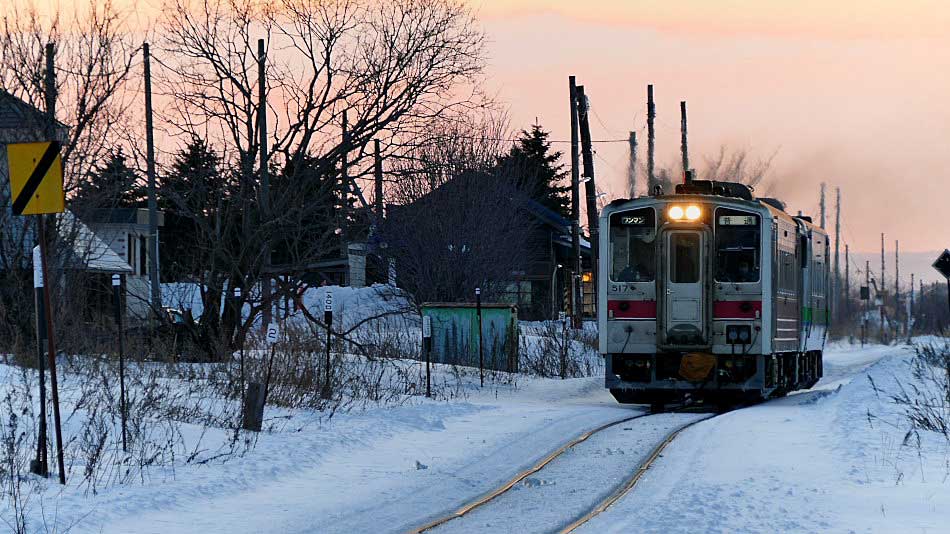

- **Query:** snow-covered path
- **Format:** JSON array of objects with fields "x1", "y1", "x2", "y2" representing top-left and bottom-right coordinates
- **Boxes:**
[{"x1": 579, "y1": 342, "x2": 950, "y2": 534}]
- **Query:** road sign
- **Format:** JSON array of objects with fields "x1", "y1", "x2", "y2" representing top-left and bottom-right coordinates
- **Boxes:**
[
  {"x1": 933, "y1": 249, "x2": 950, "y2": 279},
  {"x1": 265, "y1": 323, "x2": 279, "y2": 345},
  {"x1": 324, "y1": 291, "x2": 333, "y2": 312},
  {"x1": 7, "y1": 141, "x2": 65, "y2": 216}
]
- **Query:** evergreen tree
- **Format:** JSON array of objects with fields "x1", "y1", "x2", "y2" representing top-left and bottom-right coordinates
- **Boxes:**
[
  {"x1": 159, "y1": 138, "x2": 225, "y2": 280},
  {"x1": 496, "y1": 124, "x2": 570, "y2": 219},
  {"x1": 75, "y1": 148, "x2": 144, "y2": 208}
]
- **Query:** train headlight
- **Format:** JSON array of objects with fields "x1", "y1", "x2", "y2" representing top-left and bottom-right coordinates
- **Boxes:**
[
  {"x1": 685, "y1": 205, "x2": 702, "y2": 221},
  {"x1": 668, "y1": 206, "x2": 685, "y2": 220}
]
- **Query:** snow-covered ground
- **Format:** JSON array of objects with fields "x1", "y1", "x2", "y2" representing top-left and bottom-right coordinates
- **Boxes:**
[
  {"x1": 581, "y1": 340, "x2": 950, "y2": 534},
  {"x1": 4, "y1": 335, "x2": 949, "y2": 533}
]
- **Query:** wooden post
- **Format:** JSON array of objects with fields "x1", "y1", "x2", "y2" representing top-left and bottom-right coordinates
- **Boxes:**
[
  {"x1": 476, "y1": 288, "x2": 483, "y2": 387},
  {"x1": 908, "y1": 272, "x2": 914, "y2": 342},
  {"x1": 894, "y1": 240, "x2": 900, "y2": 338},
  {"x1": 863, "y1": 260, "x2": 869, "y2": 347},
  {"x1": 374, "y1": 139, "x2": 383, "y2": 220},
  {"x1": 680, "y1": 101, "x2": 689, "y2": 180},
  {"x1": 647, "y1": 85, "x2": 656, "y2": 192},
  {"x1": 41, "y1": 42, "x2": 66, "y2": 486},
  {"x1": 143, "y1": 43, "x2": 161, "y2": 319},
  {"x1": 258, "y1": 38, "x2": 272, "y2": 329},
  {"x1": 819, "y1": 183, "x2": 826, "y2": 229},
  {"x1": 243, "y1": 382, "x2": 265, "y2": 432},
  {"x1": 880, "y1": 233, "x2": 886, "y2": 343},
  {"x1": 845, "y1": 244, "x2": 850, "y2": 318},
  {"x1": 569, "y1": 76, "x2": 582, "y2": 327},
  {"x1": 833, "y1": 187, "x2": 841, "y2": 323},
  {"x1": 576, "y1": 86, "x2": 599, "y2": 309},
  {"x1": 627, "y1": 131, "x2": 637, "y2": 198}
]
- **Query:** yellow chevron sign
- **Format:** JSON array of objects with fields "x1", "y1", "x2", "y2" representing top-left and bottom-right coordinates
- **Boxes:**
[{"x1": 7, "y1": 141, "x2": 65, "y2": 216}]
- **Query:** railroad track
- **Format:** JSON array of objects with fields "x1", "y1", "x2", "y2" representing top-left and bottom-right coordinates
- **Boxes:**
[{"x1": 407, "y1": 405, "x2": 722, "y2": 534}]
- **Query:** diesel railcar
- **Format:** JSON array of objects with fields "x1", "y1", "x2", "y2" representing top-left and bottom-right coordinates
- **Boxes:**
[{"x1": 599, "y1": 179, "x2": 829, "y2": 409}]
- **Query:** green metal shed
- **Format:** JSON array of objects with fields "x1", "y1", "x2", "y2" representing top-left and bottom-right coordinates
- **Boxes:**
[{"x1": 421, "y1": 303, "x2": 519, "y2": 373}]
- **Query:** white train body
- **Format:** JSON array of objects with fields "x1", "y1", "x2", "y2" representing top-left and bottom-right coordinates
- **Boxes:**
[{"x1": 598, "y1": 183, "x2": 829, "y2": 405}]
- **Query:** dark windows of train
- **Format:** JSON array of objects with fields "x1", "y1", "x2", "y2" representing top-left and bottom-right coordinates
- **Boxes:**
[
  {"x1": 715, "y1": 208, "x2": 760, "y2": 283},
  {"x1": 670, "y1": 232, "x2": 700, "y2": 283},
  {"x1": 609, "y1": 208, "x2": 656, "y2": 282}
]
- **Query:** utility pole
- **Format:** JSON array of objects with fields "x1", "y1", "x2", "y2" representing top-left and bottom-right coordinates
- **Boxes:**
[
  {"x1": 374, "y1": 139, "x2": 383, "y2": 221},
  {"x1": 880, "y1": 233, "x2": 886, "y2": 344},
  {"x1": 627, "y1": 131, "x2": 637, "y2": 198},
  {"x1": 863, "y1": 260, "x2": 870, "y2": 346},
  {"x1": 680, "y1": 100, "x2": 689, "y2": 180},
  {"x1": 143, "y1": 43, "x2": 161, "y2": 319},
  {"x1": 844, "y1": 243, "x2": 851, "y2": 319},
  {"x1": 647, "y1": 85, "x2": 656, "y2": 193},
  {"x1": 909, "y1": 272, "x2": 914, "y2": 342},
  {"x1": 833, "y1": 187, "x2": 840, "y2": 322},
  {"x1": 895, "y1": 240, "x2": 900, "y2": 338},
  {"x1": 42, "y1": 42, "x2": 66, "y2": 485},
  {"x1": 341, "y1": 110, "x2": 349, "y2": 285},
  {"x1": 576, "y1": 85, "x2": 599, "y2": 311},
  {"x1": 258, "y1": 38, "x2": 272, "y2": 328},
  {"x1": 819, "y1": 183, "x2": 826, "y2": 229},
  {"x1": 569, "y1": 76, "x2": 582, "y2": 326}
]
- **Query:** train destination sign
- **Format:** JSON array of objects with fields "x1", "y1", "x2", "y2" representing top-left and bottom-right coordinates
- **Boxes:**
[{"x1": 718, "y1": 215, "x2": 757, "y2": 226}]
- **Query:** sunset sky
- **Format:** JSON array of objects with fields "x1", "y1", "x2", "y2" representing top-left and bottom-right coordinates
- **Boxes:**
[{"x1": 474, "y1": 0, "x2": 949, "y2": 270}]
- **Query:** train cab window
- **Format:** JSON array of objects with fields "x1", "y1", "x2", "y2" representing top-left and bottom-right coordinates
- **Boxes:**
[
  {"x1": 715, "y1": 208, "x2": 760, "y2": 283},
  {"x1": 609, "y1": 208, "x2": 656, "y2": 282},
  {"x1": 670, "y1": 233, "x2": 700, "y2": 283}
]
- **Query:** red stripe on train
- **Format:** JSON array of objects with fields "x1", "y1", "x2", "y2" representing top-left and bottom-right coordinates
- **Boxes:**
[
  {"x1": 713, "y1": 300, "x2": 761, "y2": 319},
  {"x1": 607, "y1": 300, "x2": 657, "y2": 319}
]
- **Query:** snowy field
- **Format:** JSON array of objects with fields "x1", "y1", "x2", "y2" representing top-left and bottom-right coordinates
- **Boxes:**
[{"x1": 2, "y1": 323, "x2": 949, "y2": 533}]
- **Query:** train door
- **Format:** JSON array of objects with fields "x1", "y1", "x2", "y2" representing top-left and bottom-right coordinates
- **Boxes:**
[{"x1": 661, "y1": 230, "x2": 707, "y2": 346}]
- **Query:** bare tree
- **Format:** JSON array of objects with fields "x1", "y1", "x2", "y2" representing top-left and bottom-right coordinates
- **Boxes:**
[
  {"x1": 0, "y1": 0, "x2": 139, "y2": 354},
  {"x1": 150, "y1": 0, "x2": 488, "y2": 358}
]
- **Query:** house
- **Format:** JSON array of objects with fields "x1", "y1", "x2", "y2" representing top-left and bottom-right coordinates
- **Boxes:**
[
  {"x1": 384, "y1": 171, "x2": 593, "y2": 321},
  {"x1": 0, "y1": 90, "x2": 142, "y2": 324}
]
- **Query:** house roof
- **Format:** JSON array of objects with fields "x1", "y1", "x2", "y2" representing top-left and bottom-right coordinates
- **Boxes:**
[
  {"x1": 0, "y1": 90, "x2": 63, "y2": 132},
  {"x1": 60, "y1": 211, "x2": 134, "y2": 273}
]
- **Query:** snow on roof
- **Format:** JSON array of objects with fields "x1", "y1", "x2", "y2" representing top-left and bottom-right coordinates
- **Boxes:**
[{"x1": 60, "y1": 210, "x2": 133, "y2": 273}]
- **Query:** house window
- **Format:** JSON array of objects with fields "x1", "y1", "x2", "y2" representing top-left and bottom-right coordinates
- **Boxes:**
[
  {"x1": 139, "y1": 235, "x2": 147, "y2": 275},
  {"x1": 127, "y1": 233, "x2": 135, "y2": 274}
]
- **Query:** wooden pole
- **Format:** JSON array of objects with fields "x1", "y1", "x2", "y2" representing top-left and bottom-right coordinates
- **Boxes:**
[
  {"x1": 908, "y1": 272, "x2": 914, "y2": 341},
  {"x1": 41, "y1": 42, "x2": 66, "y2": 486},
  {"x1": 863, "y1": 260, "x2": 869, "y2": 346},
  {"x1": 647, "y1": 85, "x2": 656, "y2": 193},
  {"x1": 627, "y1": 131, "x2": 637, "y2": 198},
  {"x1": 258, "y1": 38, "x2": 272, "y2": 329},
  {"x1": 374, "y1": 139, "x2": 383, "y2": 220},
  {"x1": 680, "y1": 100, "x2": 689, "y2": 180},
  {"x1": 576, "y1": 86, "x2": 599, "y2": 309},
  {"x1": 569, "y1": 76, "x2": 582, "y2": 326},
  {"x1": 833, "y1": 187, "x2": 840, "y2": 322},
  {"x1": 880, "y1": 233, "x2": 886, "y2": 343},
  {"x1": 819, "y1": 183, "x2": 826, "y2": 229},
  {"x1": 143, "y1": 43, "x2": 161, "y2": 319},
  {"x1": 895, "y1": 240, "x2": 900, "y2": 339}
]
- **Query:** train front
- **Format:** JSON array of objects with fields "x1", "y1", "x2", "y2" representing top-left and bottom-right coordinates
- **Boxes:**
[{"x1": 599, "y1": 190, "x2": 772, "y2": 408}]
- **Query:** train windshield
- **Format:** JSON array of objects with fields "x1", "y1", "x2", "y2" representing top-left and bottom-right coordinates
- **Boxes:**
[
  {"x1": 609, "y1": 208, "x2": 656, "y2": 282},
  {"x1": 715, "y1": 208, "x2": 760, "y2": 283}
]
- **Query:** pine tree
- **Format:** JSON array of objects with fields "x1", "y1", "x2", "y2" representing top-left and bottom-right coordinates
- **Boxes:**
[
  {"x1": 496, "y1": 124, "x2": 571, "y2": 219},
  {"x1": 159, "y1": 138, "x2": 225, "y2": 280},
  {"x1": 75, "y1": 149, "x2": 144, "y2": 208}
]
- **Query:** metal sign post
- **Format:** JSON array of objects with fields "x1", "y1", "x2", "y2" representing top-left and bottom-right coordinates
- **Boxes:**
[
  {"x1": 322, "y1": 291, "x2": 333, "y2": 399},
  {"x1": 29, "y1": 246, "x2": 48, "y2": 477},
  {"x1": 112, "y1": 274, "x2": 128, "y2": 453},
  {"x1": 422, "y1": 315, "x2": 432, "y2": 398},
  {"x1": 475, "y1": 288, "x2": 483, "y2": 387}
]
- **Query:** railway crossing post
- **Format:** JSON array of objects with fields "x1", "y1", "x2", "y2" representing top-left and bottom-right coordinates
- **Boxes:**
[
  {"x1": 476, "y1": 287, "x2": 483, "y2": 387},
  {"x1": 423, "y1": 315, "x2": 432, "y2": 398},
  {"x1": 112, "y1": 274, "x2": 128, "y2": 453}
]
